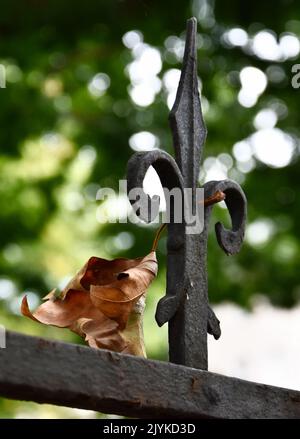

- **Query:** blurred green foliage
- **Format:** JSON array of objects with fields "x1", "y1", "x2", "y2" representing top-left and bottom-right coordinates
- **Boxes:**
[{"x1": 0, "y1": 0, "x2": 300, "y2": 417}]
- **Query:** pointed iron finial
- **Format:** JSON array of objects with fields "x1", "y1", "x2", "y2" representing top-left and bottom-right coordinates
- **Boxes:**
[
  {"x1": 127, "y1": 18, "x2": 247, "y2": 370},
  {"x1": 169, "y1": 17, "x2": 206, "y2": 189}
]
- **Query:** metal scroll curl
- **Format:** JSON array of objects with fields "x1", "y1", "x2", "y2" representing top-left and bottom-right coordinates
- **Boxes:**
[
  {"x1": 204, "y1": 179, "x2": 247, "y2": 256},
  {"x1": 127, "y1": 149, "x2": 186, "y2": 324},
  {"x1": 127, "y1": 149, "x2": 185, "y2": 223},
  {"x1": 202, "y1": 179, "x2": 247, "y2": 340}
]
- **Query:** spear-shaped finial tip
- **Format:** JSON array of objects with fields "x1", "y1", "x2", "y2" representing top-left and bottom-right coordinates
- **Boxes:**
[
  {"x1": 169, "y1": 16, "x2": 206, "y2": 187},
  {"x1": 187, "y1": 16, "x2": 197, "y2": 25},
  {"x1": 187, "y1": 17, "x2": 198, "y2": 39}
]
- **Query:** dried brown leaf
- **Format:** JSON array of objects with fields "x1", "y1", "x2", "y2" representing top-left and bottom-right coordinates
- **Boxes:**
[
  {"x1": 21, "y1": 251, "x2": 158, "y2": 357},
  {"x1": 22, "y1": 290, "x2": 127, "y2": 352},
  {"x1": 90, "y1": 251, "x2": 157, "y2": 329}
]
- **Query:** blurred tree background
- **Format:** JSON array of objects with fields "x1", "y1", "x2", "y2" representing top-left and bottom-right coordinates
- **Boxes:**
[{"x1": 0, "y1": 0, "x2": 300, "y2": 417}]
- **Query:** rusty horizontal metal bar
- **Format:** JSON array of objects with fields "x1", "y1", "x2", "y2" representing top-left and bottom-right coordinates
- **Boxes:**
[{"x1": 0, "y1": 331, "x2": 300, "y2": 418}]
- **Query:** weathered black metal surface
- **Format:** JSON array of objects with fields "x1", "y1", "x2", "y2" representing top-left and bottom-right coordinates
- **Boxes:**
[
  {"x1": 1, "y1": 331, "x2": 300, "y2": 419},
  {"x1": 169, "y1": 17, "x2": 206, "y2": 191},
  {"x1": 127, "y1": 17, "x2": 247, "y2": 370}
]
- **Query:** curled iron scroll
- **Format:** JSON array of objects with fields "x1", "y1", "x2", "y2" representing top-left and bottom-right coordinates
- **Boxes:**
[
  {"x1": 127, "y1": 150, "x2": 184, "y2": 223},
  {"x1": 127, "y1": 150, "x2": 186, "y2": 325},
  {"x1": 204, "y1": 179, "x2": 247, "y2": 256},
  {"x1": 204, "y1": 179, "x2": 247, "y2": 339}
]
